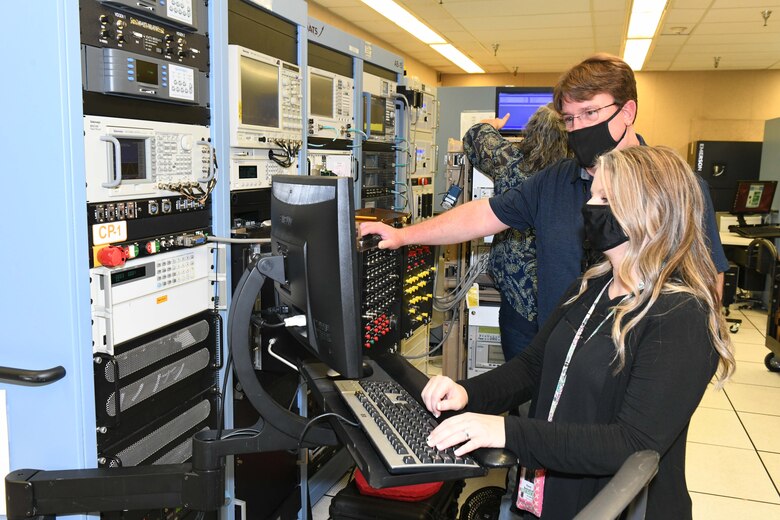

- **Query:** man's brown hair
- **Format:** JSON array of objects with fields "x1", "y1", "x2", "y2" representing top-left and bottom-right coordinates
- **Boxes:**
[{"x1": 553, "y1": 53, "x2": 638, "y2": 115}]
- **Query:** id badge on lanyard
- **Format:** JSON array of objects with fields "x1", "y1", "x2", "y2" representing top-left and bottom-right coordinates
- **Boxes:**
[{"x1": 515, "y1": 279, "x2": 615, "y2": 517}]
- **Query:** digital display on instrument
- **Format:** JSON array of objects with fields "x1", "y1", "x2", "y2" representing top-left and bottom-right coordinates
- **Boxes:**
[
  {"x1": 367, "y1": 96, "x2": 385, "y2": 134},
  {"x1": 135, "y1": 59, "x2": 159, "y2": 85},
  {"x1": 487, "y1": 343, "x2": 505, "y2": 365},
  {"x1": 311, "y1": 73, "x2": 334, "y2": 118},
  {"x1": 238, "y1": 165, "x2": 258, "y2": 179},
  {"x1": 240, "y1": 56, "x2": 279, "y2": 128},
  {"x1": 118, "y1": 138, "x2": 147, "y2": 180},
  {"x1": 111, "y1": 265, "x2": 147, "y2": 285}
]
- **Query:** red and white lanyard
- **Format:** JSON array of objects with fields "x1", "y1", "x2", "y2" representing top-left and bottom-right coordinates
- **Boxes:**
[{"x1": 547, "y1": 278, "x2": 623, "y2": 421}]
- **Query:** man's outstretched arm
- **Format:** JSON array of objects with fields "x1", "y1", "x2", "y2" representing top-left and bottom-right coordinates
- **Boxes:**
[{"x1": 360, "y1": 199, "x2": 508, "y2": 250}]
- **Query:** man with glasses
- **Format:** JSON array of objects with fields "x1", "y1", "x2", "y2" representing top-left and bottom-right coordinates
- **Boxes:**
[{"x1": 361, "y1": 53, "x2": 728, "y2": 331}]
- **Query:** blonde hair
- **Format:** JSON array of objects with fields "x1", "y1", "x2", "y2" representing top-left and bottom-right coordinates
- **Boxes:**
[{"x1": 573, "y1": 146, "x2": 735, "y2": 387}]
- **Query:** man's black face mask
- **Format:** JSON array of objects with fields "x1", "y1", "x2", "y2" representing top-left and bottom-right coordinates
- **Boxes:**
[{"x1": 568, "y1": 106, "x2": 627, "y2": 168}]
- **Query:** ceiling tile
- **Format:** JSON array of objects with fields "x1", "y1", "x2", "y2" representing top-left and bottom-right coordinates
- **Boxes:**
[
  {"x1": 309, "y1": 0, "x2": 780, "y2": 74},
  {"x1": 662, "y1": 8, "x2": 706, "y2": 25}
]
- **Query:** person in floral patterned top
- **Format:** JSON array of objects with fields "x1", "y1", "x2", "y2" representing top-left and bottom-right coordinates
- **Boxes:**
[{"x1": 462, "y1": 105, "x2": 571, "y2": 360}]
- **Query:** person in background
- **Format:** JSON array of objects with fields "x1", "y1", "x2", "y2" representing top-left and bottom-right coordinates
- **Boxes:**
[
  {"x1": 421, "y1": 145, "x2": 736, "y2": 519},
  {"x1": 360, "y1": 54, "x2": 728, "y2": 333},
  {"x1": 463, "y1": 104, "x2": 571, "y2": 360}
]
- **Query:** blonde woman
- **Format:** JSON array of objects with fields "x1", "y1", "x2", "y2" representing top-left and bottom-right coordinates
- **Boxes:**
[{"x1": 421, "y1": 146, "x2": 735, "y2": 519}]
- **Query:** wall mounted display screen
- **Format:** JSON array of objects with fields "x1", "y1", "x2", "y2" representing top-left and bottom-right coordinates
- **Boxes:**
[{"x1": 495, "y1": 87, "x2": 554, "y2": 135}]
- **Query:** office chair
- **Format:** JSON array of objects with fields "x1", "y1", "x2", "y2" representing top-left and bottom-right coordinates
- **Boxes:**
[
  {"x1": 465, "y1": 450, "x2": 660, "y2": 520},
  {"x1": 573, "y1": 450, "x2": 660, "y2": 520}
]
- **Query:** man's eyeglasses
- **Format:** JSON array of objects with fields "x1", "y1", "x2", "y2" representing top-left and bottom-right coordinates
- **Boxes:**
[{"x1": 561, "y1": 103, "x2": 618, "y2": 129}]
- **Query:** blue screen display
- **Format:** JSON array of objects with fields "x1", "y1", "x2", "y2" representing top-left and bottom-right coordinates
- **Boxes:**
[{"x1": 496, "y1": 90, "x2": 554, "y2": 133}]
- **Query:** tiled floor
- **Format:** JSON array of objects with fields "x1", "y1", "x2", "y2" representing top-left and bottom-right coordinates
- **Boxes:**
[
  {"x1": 312, "y1": 308, "x2": 780, "y2": 519},
  {"x1": 687, "y1": 308, "x2": 780, "y2": 518}
]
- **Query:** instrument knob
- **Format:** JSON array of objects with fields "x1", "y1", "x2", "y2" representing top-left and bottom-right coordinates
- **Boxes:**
[{"x1": 180, "y1": 135, "x2": 193, "y2": 151}]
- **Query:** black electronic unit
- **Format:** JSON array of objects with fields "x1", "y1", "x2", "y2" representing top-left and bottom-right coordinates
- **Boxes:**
[
  {"x1": 228, "y1": 0, "x2": 297, "y2": 64},
  {"x1": 400, "y1": 245, "x2": 435, "y2": 338},
  {"x1": 229, "y1": 188, "x2": 272, "y2": 289},
  {"x1": 93, "y1": 310, "x2": 220, "y2": 449},
  {"x1": 80, "y1": 0, "x2": 211, "y2": 122},
  {"x1": 95, "y1": 0, "x2": 208, "y2": 34},
  {"x1": 358, "y1": 240, "x2": 402, "y2": 355},
  {"x1": 308, "y1": 41, "x2": 354, "y2": 78},
  {"x1": 87, "y1": 195, "x2": 211, "y2": 268},
  {"x1": 688, "y1": 140, "x2": 764, "y2": 213},
  {"x1": 361, "y1": 148, "x2": 396, "y2": 209},
  {"x1": 397, "y1": 85, "x2": 423, "y2": 108},
  {"x1": 83, "y1": 91, "x2": 211, "y2": 125},
  {"x1": 80, "y1": 0, "x2": 210, "y2": 71},
  {"x1": 98, "y1": 394, "x2": 219, "y2": 469}
]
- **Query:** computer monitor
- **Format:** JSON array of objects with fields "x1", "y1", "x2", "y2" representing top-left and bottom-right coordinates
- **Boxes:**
[
  {"x1": 494, "y1": 87, "x2": 554, "y2": 136},
  {"x1": 270, "y1": 175, "x2": 364, "y2": 379},
  {"x1": 731, "y1": 180, "x2": 777, "y2": 220}
]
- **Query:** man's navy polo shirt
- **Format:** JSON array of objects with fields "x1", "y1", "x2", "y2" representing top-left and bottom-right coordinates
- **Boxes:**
[{"x1": 488, "y1": 157, "x2": 729, "y2": 327}]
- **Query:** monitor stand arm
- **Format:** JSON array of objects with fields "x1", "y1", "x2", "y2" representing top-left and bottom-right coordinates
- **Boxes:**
[
  {"x1": 5, "y1": 254, "x2": 338, "y2": 520},
  {"x1": 732, "y1": 213, "x2": 749, "y2": 227}
]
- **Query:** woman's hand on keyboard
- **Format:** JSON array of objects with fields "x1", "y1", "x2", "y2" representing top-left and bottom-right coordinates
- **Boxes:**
[
  {"x1": 421, "y1": 375, "x2": 468, "y2": 418},
  {"x1": 427, "y1": 412, "x2": 506, "y2": 456}
]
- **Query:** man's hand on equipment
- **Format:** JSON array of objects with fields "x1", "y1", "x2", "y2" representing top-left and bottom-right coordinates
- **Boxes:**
[{"x1": 359, "y1": 221, "x2": 405, "y2": 250}]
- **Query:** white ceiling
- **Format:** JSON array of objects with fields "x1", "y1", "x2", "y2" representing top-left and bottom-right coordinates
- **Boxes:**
[{"x1": 310, "y1": 0, "x2": 780, "y2": 74}]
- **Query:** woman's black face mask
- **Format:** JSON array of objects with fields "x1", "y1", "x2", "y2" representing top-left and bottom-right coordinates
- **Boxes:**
[
  {"x1": 567, "y1": 105, "x2": 627, "y2": 169},
  {"x1": 581, "y1": 204, "x2": 629, "y2": 252}
]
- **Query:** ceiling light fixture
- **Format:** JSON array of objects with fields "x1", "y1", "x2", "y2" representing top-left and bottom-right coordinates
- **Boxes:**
[
  {"x1": 623, "y1": 39, "x2": 653, "y2": 70},
  {"x1": 623, "y1": 0, "x2": 669, "y2": 70},
  {"x1": 430, "y1": 44, "x2": 485, "y2": 73},
  {"x1": 361, "y1": 0, "x2": 445, "y2": 44},
  {"x1": 361, "y1": 0, "x2": 485, "y2": 74}
]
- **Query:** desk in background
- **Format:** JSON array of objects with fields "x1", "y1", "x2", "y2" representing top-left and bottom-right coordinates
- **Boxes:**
[{"x1": 720, "y1": 231, "x2": 753, "y2": 247}]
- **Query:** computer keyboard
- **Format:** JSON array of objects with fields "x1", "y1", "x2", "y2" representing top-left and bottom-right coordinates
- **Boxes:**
[
  {"x1": 334, "y1": 379, "x2": 481, "y2": 474},
  {"x1": 731, "y1": 225, "x2": 780, "y2": 238}
]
